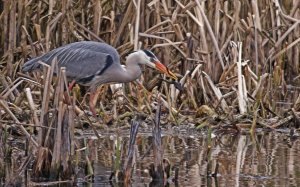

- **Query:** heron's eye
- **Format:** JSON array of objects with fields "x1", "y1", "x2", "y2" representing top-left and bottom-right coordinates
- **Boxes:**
[{"x1": 150, "y1": 57, "x2": 156, "y2": 63}]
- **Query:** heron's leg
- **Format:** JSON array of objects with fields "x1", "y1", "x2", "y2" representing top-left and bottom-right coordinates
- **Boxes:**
[
  {"x1": 89, "y1": 91, "x2": 97, "y2": 117},
  {"x1": 68, "y1": 80, "x2": 76, "y2": 91},
  {"x1": 89, "y1": 87, "x2": 101, "y2": 117}
]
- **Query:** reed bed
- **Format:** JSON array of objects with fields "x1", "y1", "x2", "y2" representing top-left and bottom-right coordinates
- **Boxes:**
[
  {"x1": 0, "y1": 0, "x2": 299, "y2": 185},
  {"x1": 1, "y1": 0, "x2": 299, "y2": 128}
]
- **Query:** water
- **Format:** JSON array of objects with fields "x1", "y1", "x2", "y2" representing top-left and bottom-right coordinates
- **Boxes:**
[
  {"x1": 1, "y1": 128, "x2": 299, "y2": 186},
  {"x1": 75, "y1": 129, "x2": 300, "y2": 187}
]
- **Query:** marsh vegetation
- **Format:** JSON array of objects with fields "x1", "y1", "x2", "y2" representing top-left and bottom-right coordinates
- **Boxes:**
[{"x1": 0, "y1": 0, "x2": 299, "y2": 186}]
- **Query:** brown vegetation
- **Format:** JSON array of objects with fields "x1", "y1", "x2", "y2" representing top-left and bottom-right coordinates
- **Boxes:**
[
  {"x1": 1, "y1": 0, "x2": 299, "y2": 127},
  {"x1": 0, "y1": 0, "x2": 299, "y2": 185}
]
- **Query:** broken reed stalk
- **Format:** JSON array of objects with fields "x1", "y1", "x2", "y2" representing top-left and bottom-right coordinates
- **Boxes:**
[
  {"x1": 68, "y1": 105, "x2": 75, "y2": 156},
  {"x1": 38, "y1": 60, "x2": 55, "y2": 146},
  {"x1": 25, "y1": 88, "x2": 40, "y2": 130},
  {"x1": 133, "y1": 0, "x2": 141, "y2": 50},
  {"x1": 122, "y1": 119, "x2": 141, "y2": 184},
  {"x1": 52, "y1": 67, "x2": 75, "y2": 179},
  {"x1": 236, "y1": 42, "x2": 247, "y2": 114},
  {"x1": 32, "y1": 65, "x2": 75, "y2": 180},
  {"x1": 49, "y1": 67, "x2": 68, "y2": 177},
  {"x1": 50, "y1": 101, "x2": 65, "y2": 177},
  {"x1": 150, "y1": 95, "x2": 164, "y2": 181}
]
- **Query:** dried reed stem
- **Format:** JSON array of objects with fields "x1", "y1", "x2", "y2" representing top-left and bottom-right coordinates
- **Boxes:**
[
  {"x1": 237, "y1": 42, "x2": 247, "y2": 114},
  {"x1": 133, "y1": 0, "x2": 141, "y2": 50},
  {"x1": 25, "y1": 87, "x2": 40, "y2": 127}
]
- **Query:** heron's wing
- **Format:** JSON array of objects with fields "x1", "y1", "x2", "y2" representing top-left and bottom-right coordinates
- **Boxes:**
[
  {"x1": 22, "y1": 41, "x2": 120, "y2": 73},
  {"x1": 23, "y1": 45, "x2": 115, "y2": 83},
  {"x1": 57, "y1": 48, "x2": 114, "y2": 83}
]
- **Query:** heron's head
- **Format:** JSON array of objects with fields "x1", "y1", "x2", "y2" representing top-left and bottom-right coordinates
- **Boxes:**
[{"x1": 129, "y1": 50, "x2": 177, "y2": 80}]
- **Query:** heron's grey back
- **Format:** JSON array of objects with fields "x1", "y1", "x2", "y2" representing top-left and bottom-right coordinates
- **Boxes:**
[{"x1": 22, "y1": 41, "x2": 120, "y2": 83}]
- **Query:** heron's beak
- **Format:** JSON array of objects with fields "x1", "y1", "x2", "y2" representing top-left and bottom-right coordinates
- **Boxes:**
[{"x1": 154, "y1": 61, "x2": 177, "y2": 80}]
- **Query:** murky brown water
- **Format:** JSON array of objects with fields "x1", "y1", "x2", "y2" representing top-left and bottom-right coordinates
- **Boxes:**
[
  {"x1": 1, "y1": 128, "x2": 299, "y2": 186},
  {"x1": 74, "y1": 129, "x2": 300, "y2": 187}
]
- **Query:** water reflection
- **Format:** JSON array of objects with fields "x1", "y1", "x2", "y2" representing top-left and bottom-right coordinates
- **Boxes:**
[{"x1": 77, "y1": 130, "x2": 300, "y2": 187}]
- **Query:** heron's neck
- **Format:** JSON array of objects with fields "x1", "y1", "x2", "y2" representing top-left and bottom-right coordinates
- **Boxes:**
[{"x1": 119, "y1": 60, "x2": 142, "y2": 83}]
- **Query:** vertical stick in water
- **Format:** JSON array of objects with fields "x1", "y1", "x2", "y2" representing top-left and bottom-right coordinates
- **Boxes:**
[
  {"x1": 150, "y1": 96, "x2": 164, "y2": 181},
  {"x1": 123, "y1": 119, "x2": 140, "y2": 184}
]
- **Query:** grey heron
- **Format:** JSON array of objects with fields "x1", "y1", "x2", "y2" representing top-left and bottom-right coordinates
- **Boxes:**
[{"x1": 22, "y1": 41, "x2": 177, "y2": 116}]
